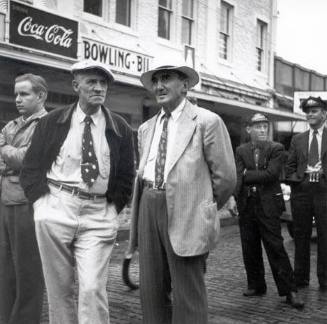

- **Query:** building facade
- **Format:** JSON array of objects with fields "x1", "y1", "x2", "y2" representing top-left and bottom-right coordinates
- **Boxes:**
[{"x1": 0, "y1": 0, "x2": 304, "y2": 148}]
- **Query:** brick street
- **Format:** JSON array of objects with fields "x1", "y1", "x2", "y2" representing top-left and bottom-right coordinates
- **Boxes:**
[{"x1": 40, "y1": 224, "x2": 326, "y2": 324}]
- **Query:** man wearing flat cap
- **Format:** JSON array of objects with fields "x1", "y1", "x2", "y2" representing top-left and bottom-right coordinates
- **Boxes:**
[
  {"x1": 20, "y1": 60, "x2": 135, "y2": 323},
  {"x1": 286, "y1": 96, "x2": 327, "y2": 291},
  {"x1": 126, "y1": 57, "x2": 236, "y2": 323},
  {"x1": 234, "y1": 113, "x2": 303, "y2": 308}
]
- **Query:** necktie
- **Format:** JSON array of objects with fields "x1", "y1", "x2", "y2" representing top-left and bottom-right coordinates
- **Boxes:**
[
  {"x1": 308, "y1": 130, "x2": 319, "y2": 167},
  {"x1": 81, "y1": 116, "x2": 99, "y2": 186},
  {"x1": 155, "y1": 112, "x2": 170, "y2": 188}
]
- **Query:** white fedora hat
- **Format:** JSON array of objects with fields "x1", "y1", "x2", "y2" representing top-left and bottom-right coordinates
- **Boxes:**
[
  {"x1": 140, "y1": 55, "x2": 199, "y2": 90},
  {"x1": 71, "y1": 60, "x2": 115, "y2": 83}
]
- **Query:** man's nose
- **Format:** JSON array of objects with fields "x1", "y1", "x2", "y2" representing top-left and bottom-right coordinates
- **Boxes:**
[
  {"x1": 94, "y1": 82, "x2": 104, "y2": 91},
  {"x1": 15, "y1": 94, "x2": 21, "y2": 102}
]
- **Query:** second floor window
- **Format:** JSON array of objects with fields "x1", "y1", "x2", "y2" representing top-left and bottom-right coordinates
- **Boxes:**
[
  {"x1": 84, "y1": 0, "x2": 102, "y2": 17},
  {"x1": 219, "y1": 1, "x2": 232, "y2": 60},
  {"x1": 158, "y1": 0, "x2": 172, "y2": 40},
  {"x1": 181, "y1": 0, "x2": 194, "y2": 45},
  {"x1": 256, "y1": 19, "x2": 267, "y2": 72},
  {"x1": 116, "y1": 0, "x2": 131, "y2": 26}
]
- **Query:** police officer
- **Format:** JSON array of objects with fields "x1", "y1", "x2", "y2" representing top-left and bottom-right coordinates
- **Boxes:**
[
  {"x1": 286, "y1": 96, "x2": 327, "y2": 290},
  {"x1": 234, "y1": 113, "x2": 303, "y2": 309}
]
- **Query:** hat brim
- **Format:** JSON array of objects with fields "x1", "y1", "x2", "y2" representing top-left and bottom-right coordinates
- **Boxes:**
[
  {"x1": 72, "y1": 66, "x2": 115, "y2": 83},
  {"x1": 301, "y1": 104, "x2": 327, "y2": 112},
  {"x1": 140, "y1": 66, "x2": 199, "y2": 90}
]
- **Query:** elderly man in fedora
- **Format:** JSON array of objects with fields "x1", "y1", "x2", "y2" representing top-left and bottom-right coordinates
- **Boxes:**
[
  {"x1": 20, "y1": 60, "x2": 135, "y2": 324},
  {"x1": 126, "y1": 57, "x2": 236, "y2": 323},
  {"x1": 286, "y1": 96, "x2": 327, "y2": 291}
]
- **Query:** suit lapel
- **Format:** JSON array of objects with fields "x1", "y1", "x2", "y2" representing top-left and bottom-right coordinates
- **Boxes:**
[
  {"x1": 300, "y1": 131, "x2": 309, "y2": 160},
  {"x1": 165, "y1": 102, "x2": 197, "y2": 176},
  {"x1": 138, "y1": 115, "x2": 158, "y2": 176},
  {"x1": 321, "y1": 127, "x2": 327, "y2": 158}
]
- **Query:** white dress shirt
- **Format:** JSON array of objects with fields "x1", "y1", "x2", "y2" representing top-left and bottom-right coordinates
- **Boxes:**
[
  {"x1": 143, "y1": 99, "x2": 186, "y2": 183},
  {"x1": 47, "y1": 104, "x2": 110, "y2": 194}
]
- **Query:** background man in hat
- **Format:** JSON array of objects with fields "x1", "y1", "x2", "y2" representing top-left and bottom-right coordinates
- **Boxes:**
[
  {"x1": 126, "y1": 58, "x2": 236, "y2": 323},
  {"x1": 20, "y1": 60, "x2": 135, "y2": 323},
  {"x1": 234, "y1": 113, "x2": 303, "y2": 308},
  {"x1": 286, "y1": 96, "x2": 327, "y2": 291},
  {"x1": 0, "y1": 73, "x2": 47, "y2": 324}
]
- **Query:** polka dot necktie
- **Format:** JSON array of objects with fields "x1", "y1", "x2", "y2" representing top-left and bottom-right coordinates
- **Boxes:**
[
  {"x1": 308, "y1": 130, "x2": 319, "y2": 167},
  {"x1": 155, "y1": 112, "x2": 171, "y2": 188},
  {"x1": 81, "y1": 116, "x2": 99, "y2": 186}
]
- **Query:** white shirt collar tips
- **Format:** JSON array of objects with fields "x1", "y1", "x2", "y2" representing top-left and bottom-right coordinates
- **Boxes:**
[
  {"x1": 159, "y1": 98, "x2": 186, "y2": 122},
  {"x1": 76, "y1": 103, "x2": 102, "y2": 126}
]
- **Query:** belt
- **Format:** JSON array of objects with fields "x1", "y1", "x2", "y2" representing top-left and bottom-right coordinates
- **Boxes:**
[
  {"x1": 47, "y1": 179, "x2": 106, "y2": 200},
  {"x1": 142, "y1": 180, "x2": 166, "y2": 191}
]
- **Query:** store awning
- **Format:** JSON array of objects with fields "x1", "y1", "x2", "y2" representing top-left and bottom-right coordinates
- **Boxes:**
[{"x1": 190, "y1": 90, "x2": 306, "y2": 122}]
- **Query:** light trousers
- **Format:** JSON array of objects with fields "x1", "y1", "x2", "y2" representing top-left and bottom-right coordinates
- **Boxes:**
[{"x1": 33, "y1": 185, "x2": 118, "y2": 324}]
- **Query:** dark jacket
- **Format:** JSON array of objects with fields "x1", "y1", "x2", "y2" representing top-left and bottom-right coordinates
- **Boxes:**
[
  {"x1": 234, "y1": 141, "x2": 285, "y2": 216},
  {"x1": 285, "y1": 128, "x2": 327, "y2": 184},
  {"x1": 20, "y1": 103, "x2": 135, "y2": 213}
]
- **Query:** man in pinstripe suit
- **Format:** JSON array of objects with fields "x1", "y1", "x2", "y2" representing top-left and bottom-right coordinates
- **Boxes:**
[{"x1": 126, "y1": 57, "x2": 236, "y2": 324}]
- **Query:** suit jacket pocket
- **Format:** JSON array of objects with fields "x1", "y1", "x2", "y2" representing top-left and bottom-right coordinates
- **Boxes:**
[
  {"x1": 273, "y1": 193, "x2": 286, "y2": 214},
  {"x1": 201, "y1": 200, "x2": 220, "y2": 250}
]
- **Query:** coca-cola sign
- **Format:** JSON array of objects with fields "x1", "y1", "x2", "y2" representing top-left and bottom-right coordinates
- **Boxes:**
[{"x1": 10, "y1": 1, "x2": 78, "y2": 58}]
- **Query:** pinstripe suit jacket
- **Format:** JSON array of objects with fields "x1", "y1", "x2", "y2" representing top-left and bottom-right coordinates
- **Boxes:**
[{"x1": 128, "y1": 100, "x2": 236, "y2": 257}]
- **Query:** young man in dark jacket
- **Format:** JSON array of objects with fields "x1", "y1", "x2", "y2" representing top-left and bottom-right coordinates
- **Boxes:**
[{"x1": 21, "y1": 61, "x2": 135, "y2": 324}]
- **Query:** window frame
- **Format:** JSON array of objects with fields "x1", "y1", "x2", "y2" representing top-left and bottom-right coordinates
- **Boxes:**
[
  {"x1": 115, "y1": 0, "x2": 132, "y2": 27},
  {"x1": 256, "y1": 19, "x2": 268, "y2": 72},
  {"x1": 83, "y1": 0, "x2": 103, "y2": 18},
  {"x1": 219, "y1": 1, "x2": 233, "y2": 61},
  {"x1": 181, "y1": 0, "x2": 194, "y2": 45},
  {"x1": 158, "y1": 0, "x2": 173, "y2": 40}
]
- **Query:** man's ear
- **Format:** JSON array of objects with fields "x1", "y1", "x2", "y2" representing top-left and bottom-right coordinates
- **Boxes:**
[{"x1": 72, "y1": 79, "x2": 79, "y2": 93}]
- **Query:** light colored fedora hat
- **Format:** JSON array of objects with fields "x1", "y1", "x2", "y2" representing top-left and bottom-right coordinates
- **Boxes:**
[
  {"x1": 140, "y1": 55, "x2": 199, "y2": 90},
  {"x1": 71, "y1": 60, "x2": 115, "y2": 83}
]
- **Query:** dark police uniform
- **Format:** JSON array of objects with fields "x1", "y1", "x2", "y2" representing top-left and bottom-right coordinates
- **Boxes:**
[{"x1": 286, "y1": 96, "x2": 327, "y2": 290}]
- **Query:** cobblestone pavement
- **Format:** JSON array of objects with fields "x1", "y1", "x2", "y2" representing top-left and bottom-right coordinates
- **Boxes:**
[{"x1": 40, "y1": 224, "x2": 326, "y2": 324}]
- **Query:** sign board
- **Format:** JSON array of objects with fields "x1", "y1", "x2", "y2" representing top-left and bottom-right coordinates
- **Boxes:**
[
  {"x1": 9, "y1": 0, "x2": 78, "y2": 58},
  {"x1": 82, "y1": 38, "x2": 151, "y2": 76}
]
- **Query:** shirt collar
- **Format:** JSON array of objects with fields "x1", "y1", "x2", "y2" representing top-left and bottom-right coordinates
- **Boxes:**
[
  {"x1": 310, "y1": 124, "x2": 325, "y2": 136},
  {"x1": 158, "y1": 98, "x2": 186, "y2": 123},
  {"x1": 76, "y1": 103, "x2": 102, "y2": 126},
  {"x1": 20, "y1": 107, "x2": 47, "y2": 124}
]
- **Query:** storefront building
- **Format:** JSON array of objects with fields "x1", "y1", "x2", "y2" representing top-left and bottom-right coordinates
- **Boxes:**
[{"x1": 0, "y1": 0, "x2": 305, "y2": 148}]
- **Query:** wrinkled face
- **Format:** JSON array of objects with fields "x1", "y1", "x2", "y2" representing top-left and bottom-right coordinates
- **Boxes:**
[
  {"x1": 305, "y1": 107, "x2": 326, "y2": 129},
  {"x1": 15, "y1": 80, "x2": 43, "y2": 118},
  {"x1": 151, "y1": 70, "x2": 188, "y2": 110},
  {"x1": 72, "y1": 70, "x2": 108, "y2": 109},
  {"x1": 247, "y1": 122, "x2": 269, "y2": 142}
]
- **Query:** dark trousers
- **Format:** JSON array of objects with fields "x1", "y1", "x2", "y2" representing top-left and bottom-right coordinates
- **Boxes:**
[
  {"x1": 239, "y1": 196, "x2": 297, "y2": 296},
  {"x1": 291, "y1": 179, "x2": 327, "y2": 287},
  {"x1": 0, "y1": 203, "x2": 44, "y2": 324},
  {"x1": 138, "y1": 187, "x2": 208, "y2": 324}
]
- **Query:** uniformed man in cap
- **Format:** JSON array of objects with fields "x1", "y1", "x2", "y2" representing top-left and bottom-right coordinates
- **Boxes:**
[
  {"x1": 234, "y1": 113, "x2": 303, "y2": 308},
  {"x1": 20, "y1": 60, "x2": 135, "y2": 323},
  {"x1": 286, "y1": 96, "x2": 327, "y2": 291}
]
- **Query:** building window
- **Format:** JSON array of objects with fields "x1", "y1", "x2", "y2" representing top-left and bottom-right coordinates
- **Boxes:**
[
  {"x1": 256, "y1": 19, "x2": 267, "y2": 71},
  {"x1": 181, "y1": 0, "x2": 194, "y2": 45},
  {"x1": 116, "y1": 0, "x2": 131, "y2": 26},
  {"x1": 84, "y1": 0, "x2": 102, "y2": 17},
  {"x1": 158, "y1": 0, "x2": 172, "y2": 40},
  {"x1": 219, "y1": 1, "x2": 233, "y2": 60},
  {"x1": 0, "y1": 13, "x2": 5, "y2": 41}
]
